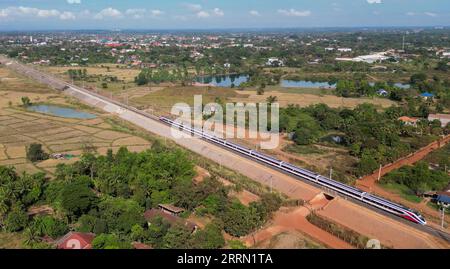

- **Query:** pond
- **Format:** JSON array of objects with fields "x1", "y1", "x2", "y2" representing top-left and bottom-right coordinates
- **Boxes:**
[
  {"x1": 27, "y1": 105, "x2": 97, "y2": 119},
  {"x1": 282, "y1": 80, "x2": 411, "y2": 89},
  {"x1": 281, "y1": 80, "x2": 336, "y2": 89},
  {"x1": 393, "y1": 83, "x2": 411, "y2": 89},
  {"x1": 195, "y1": 74, "x2": 249, "y2": 87}
]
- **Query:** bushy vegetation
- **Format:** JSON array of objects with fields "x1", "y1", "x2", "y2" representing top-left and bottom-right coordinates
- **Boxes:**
[
  {"x1": 0, "y1": 145, "x2": 282, "y2": 249},
  {"x1": 280, "y1": 103, "x2": 449, "y2": 177},
  {"x1": 26, "y1": 143, "x2": 49, "y2": 162},
  {"x1": 381, "y1": 162, "x2": 450, "y2": 195}
]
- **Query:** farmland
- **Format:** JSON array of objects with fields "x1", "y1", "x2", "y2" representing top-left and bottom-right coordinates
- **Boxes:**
[{"x1": 0, "y1": 66, "x2": 152, "y2": 175}]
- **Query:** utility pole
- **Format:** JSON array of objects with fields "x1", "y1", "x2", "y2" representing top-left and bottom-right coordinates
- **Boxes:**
[
  {"x1": 442, "y1": 206, "x2": 446, "y2": 229},
  {"x1": 377, "y1": 164, "x2": 382, "y2": 182},
  {"x1": 329, "y1": 166, "x2": 333, "y2": 180}
]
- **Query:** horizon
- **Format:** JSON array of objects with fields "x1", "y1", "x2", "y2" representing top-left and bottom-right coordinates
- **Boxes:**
[
  {"x1": 0, "y1": 0, "x2": 449, "y2": 30},
  {"x1": 1, "y1": 25, "x2": 449, "y2": 34}
]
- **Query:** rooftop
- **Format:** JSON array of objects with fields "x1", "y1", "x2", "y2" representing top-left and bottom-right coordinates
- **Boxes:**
[{"x1": 158, "y1": 204, "x2": 185, "y2": 214}]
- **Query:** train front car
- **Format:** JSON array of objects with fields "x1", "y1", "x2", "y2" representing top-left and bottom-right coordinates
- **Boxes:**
[{"x1": 402, "y1": 210, "x2": 427, "y2": 225}]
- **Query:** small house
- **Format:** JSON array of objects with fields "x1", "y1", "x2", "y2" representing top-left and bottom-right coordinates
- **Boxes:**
[
  {"x1": 377, "y1": 89, "x2": 388, "y2": 97},
  {"x1": 420, "y1": 92, "x2": 435, "y2": 101},
  {"x1": 144, "y1": 209, "x2": 197, "y2": 233},
  {"x1": 434, "y1": 192, "x2": 450, "y2": 208},
  {"x1": 56, "y1": 232, "x2": 95, "y2": 250},
  {"x1": 398, "y1": 116, "x2": 419, "y2": 127},
  {"x1": 158, "y1": 204, "x2": 185, "y2": 216}
]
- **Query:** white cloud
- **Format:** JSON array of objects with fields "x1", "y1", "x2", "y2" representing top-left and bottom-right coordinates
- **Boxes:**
[
  {"x1": 67, "y1": 0, "x2": 81, "y2": 4},
  {"x1": 249, "y1": 10, "x2": 260, "y2": 16},
  {"x1": 425, "y1": 12, "x2": 437, "y2": 17},
  {"x1": 196, "y1": 11, "x2": 210, "y2": 18},
  {"x1": 278, "y1": 9, "x2": 311, "y2": 17},
  {"x1": 37, "y1": 9, "x2": 60, "y2": 18},
  {"x1": 94, "y1": 7, "x2": 123, "y2": 20},
  {"x1": 213, "y1": 8, "x2": 224, "y2": 17},
  {"x1": 0, "y1": 9, "x2": 8, "y2": 18},
  {"x1": 367, "y1": 0, "x2": 382, "y2": 4},
  {"x1": 150, "y1": 9, "x2": 164, "y2": 16},
  {"x1": 184, "y1": 3, "x2": 203, "y2": 12},
  {"x1": 0, "y1": 6, "x2": 82, "y2": 21},
  {"x1": 406, "y1": 12, "x2": 416, "y2": 16},
  {"x1": 126, "y1": 8, "x2": 146, "y2": 19},
  {"x1": 60, "y1": 11, "x2": 76, "y2": 20}
]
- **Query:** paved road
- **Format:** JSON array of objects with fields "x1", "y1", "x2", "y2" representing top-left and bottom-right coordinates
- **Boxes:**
[{"x1": 1, "y1": 55, "x2": 448, "y2": 248}]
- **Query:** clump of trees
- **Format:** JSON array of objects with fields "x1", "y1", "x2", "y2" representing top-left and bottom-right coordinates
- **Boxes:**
[
  {"x1": 67, "y1": 69, "x2": 87, "y2": 81},
  {"x1": 21, "y1": 96, "x2": 32, "y2": 107},
  {"x1": 135, "y1": 68, "x2": 190, "y2": 86},
  {"x1": 0, "y1": 166, "x2": 46, "y2": 232},
  {"x1": 26, "y1": 143, "x2": 49, "y2": 162},
  {"x1": 280, "y1": 103, "x2": 447, "y2": 177},
  {"x1": 0, "y1": 145, "x2": 282, "y2": 249},
  {"x1": 381, "y1": 161, "x2": 450, "y2": 195}
]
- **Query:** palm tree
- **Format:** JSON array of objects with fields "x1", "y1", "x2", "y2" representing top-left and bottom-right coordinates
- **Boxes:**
[{"x1": 266, "y1": 96, "x2": 278, "y2": 104}]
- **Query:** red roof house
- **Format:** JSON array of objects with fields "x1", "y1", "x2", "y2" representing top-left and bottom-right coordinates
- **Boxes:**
[{"x1": 56, "y1": 232, "x2": 96, "y2": 250}]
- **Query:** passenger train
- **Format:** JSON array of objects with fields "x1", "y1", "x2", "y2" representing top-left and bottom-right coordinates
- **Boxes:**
[{"x1": 159, "y1": 116, "x2": 427, "y2": 225}]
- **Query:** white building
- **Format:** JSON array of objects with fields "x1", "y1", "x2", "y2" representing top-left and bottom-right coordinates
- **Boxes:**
[
  {"x1": 338, "y1": 48, "x2": 352, "y2": 52},
  {"x1": 266, "y1": 57, "x2": 284, "y2": 67},
  {"x1": 336, "y1": 52, "x2": 389, "y2": 64}
]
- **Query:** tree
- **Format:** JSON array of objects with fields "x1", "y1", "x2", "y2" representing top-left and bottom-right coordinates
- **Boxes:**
[
  {"x1": 221, "y1": 201, "x2": 256, "y2": 237},
  {"x1": 146, "y1": 216, "x2": 171, "y2": 247},
  {"x1": 257, "y1": 83, "x2": 266, "y2": 95},
  {"x1": 97, "y1": 197, "x2": 145, "y2": 234},
  {"x1": 162, "y1": 224, "x2": 192, "y2": 249},
  {"x1": 190, "y1": 223, "x2": 225, "y2": 249},
  {"x1": 4, "y1": 206, "x2": 28, "y2": 232},
  {"x1": 92, "y1": 234, "x2": 130, "y2": 249},
  {"x1": 26, "y1": 143, "x2": 49, "y2": 162},
  {"x1": 292, "y1": 114, "x2": 322, "y2": 145},
  {"x1": 357, "y1": 152, "x2": 379, "y2": 176},
  {"x1": 61, "y1": 180, "x2": 98, "y2": 219},
  {"x1": 435, "y1": 61, "x2": 449, "y2": 72},
  {"x1": 266, "y1": 95, "x2": 278, "y2": 104},
  {"x1": 21, "y1": 96, "x2": 32, "y2": 107},
  {"x1": 410, "y1": 73, "x2": 427, "y2": 85},
  {"x1": 31, "y1": 216, "x2": 68, "y2": 238}
]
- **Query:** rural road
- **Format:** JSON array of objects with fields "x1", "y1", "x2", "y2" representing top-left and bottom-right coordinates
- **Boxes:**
[{"x1": 1, "y1": 55, "x2": 448, "y2": 249}]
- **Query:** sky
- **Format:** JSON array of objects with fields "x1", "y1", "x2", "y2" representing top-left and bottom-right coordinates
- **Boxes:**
[{"x1": 0, "y1": 0, "x2": 449, "y2": 30}]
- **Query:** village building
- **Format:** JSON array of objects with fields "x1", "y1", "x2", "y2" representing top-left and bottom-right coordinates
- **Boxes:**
[
  {"x1": 55, "y1": 232, "x2": 96, "y2": 250},
  {"x1": 398, "y1": 116, "x2": 419, "y2": 127},
  {"x1": 144, "y1": 205, "x2": 197, "y2": 233},
  {"x1": 420, "y1": 92, "x2": 435, "y2": 101}
]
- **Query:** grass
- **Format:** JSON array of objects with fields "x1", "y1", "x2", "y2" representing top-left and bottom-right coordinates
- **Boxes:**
[
  {"x1": 0, "y1": 232, "x2": 25, "y2": 249},
  {"x1": 264, "y1": 86, "x2": 333, "y2": 96},
  {"x1": 44, "y1": 65, "x2": 140, "y2": 83},
  {"x1": 0, "y1": 67, "x2": 54, "y2": 93},
  {"x1": 379, "y1": 182, "x2": 423, "y2": 203},
  {"x1": 283, "y1": 144, "x2": 326, "y2": 155},
  {"x1": 130, "y1": 86, "x2": 247, "y2": 114}
]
